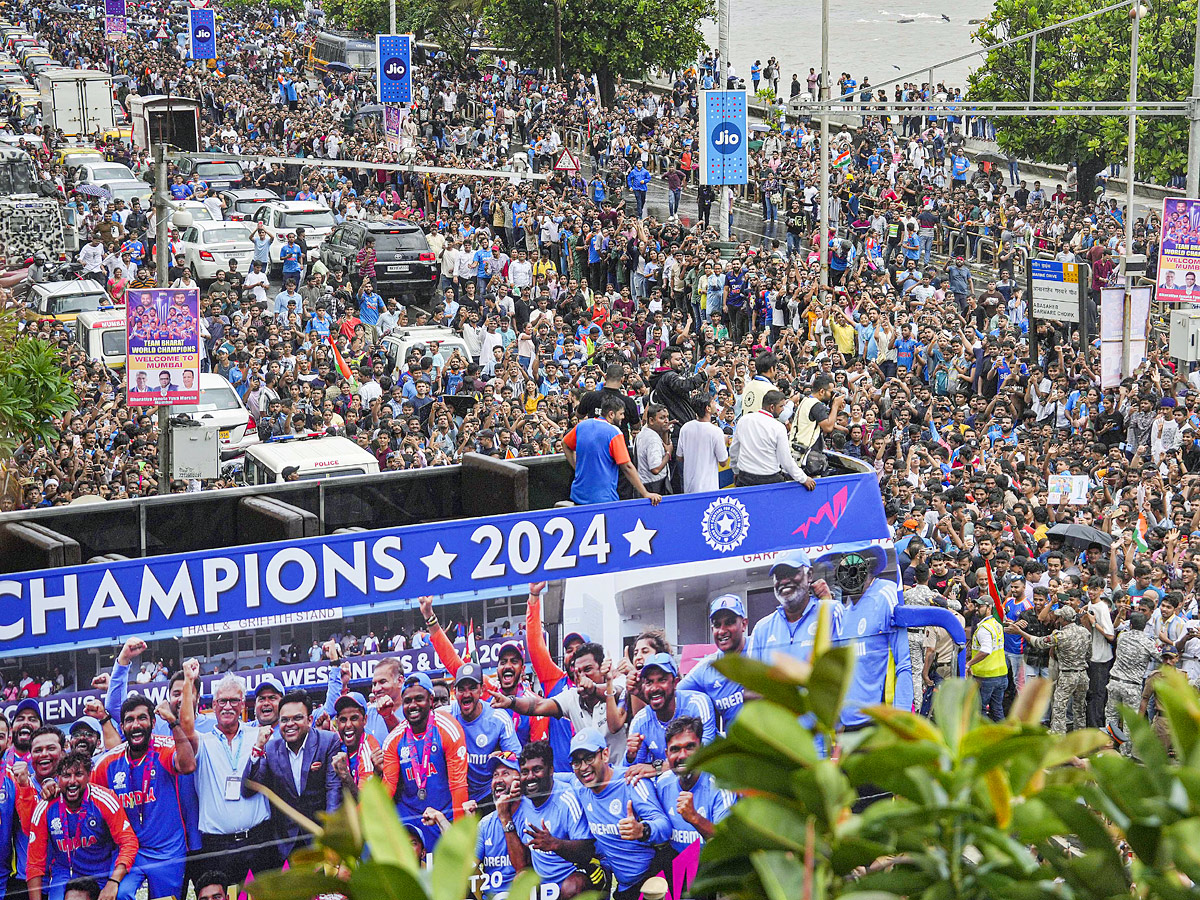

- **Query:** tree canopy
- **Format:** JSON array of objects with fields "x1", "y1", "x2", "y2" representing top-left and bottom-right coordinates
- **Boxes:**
[
  {"x1": 967, "y1": 0, "x2": 1195, "y2": 199},
  {"x1": 486, "y1": 0, "x2": 712, "y2": 101}
]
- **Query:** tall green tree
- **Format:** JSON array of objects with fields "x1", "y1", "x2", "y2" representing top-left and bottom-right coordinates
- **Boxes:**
[
  {"x1": 487, "y1": 0, "x2": 712, "y2": 103},
  {"x1": 967, "y1": 0, "x2": 1195, "y2": 200}
]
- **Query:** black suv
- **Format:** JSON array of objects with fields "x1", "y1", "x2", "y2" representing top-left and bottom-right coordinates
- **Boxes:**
[{"x1": 321, "y1": 221, "x2": 438, "y2": 306}]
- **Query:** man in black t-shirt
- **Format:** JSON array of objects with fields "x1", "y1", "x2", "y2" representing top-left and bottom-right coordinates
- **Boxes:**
[{"x1": 577, "y1": 363, "x2": 640, "y2": 446}]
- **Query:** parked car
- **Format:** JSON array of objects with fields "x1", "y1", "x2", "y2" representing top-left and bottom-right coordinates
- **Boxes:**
[
  {"x1": 177, "y1": 220, "x2": 254, "y2": 281},
  {"x1": 219, "y1": 187, "x2": 279, "y2": 222},
  {"x1": 320, "y1": 220, "x2": 437, "y2": 306},
  {"x1": 251, "y1": 200, "x2": 336, "y2": 271},
  {"x1": 174, "y1": 372, "x2": 260, "y2": 460},
  {"x1": 94, "y1": 178, "x2": 151, "y2": 207},
  {"x1": 75, "y1": 160, "x2": 135, "y2": 183},
  {"x1": 173, "y1": 156, "x2": 245, "y2": 190}
]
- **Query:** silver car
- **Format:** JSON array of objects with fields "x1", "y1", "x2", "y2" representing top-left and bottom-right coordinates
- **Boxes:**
[{"x1": 174, "y1": 372, "x2": 260, "y2": 459}]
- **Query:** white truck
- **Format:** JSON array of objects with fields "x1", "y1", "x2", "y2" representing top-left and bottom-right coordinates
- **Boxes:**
[{"x1": 38, "y1": 70, "x2": 114, "y2": 139}]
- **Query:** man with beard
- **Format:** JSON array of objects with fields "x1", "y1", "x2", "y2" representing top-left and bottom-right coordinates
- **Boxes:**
[
  {"x1": 27, "y1": 752, "x2": 138, "y2": 900},
  {"x1": 678, "y1": 595, "x2": 748, "y2": 730},
  {"x1": 504, "y1": 741, "x2": 592, "y2": 899},
  {"x1": 182, "y1": 667, "x2": 271, "y2": 885},
  {"x1": 472, "y1": 755, "x2": 522, "y2": 900},
  {"x1": 330, "y1": 692, "x2": 380, "y2": 797},
  {"x1": 9, "y1": 726, "x2": 67, "y2": 896},
  {"x1": 241, "y1": 692, "x2": 341, "y2": 861},
  {"x1": 251, "y1": 677, "x2": 285, "y2": 727},
  {"x1": 624, "y1": 655, "x2": 715, "y2": 770},
  {"x1": 567, "y1": 729, "x2": 671, "y2": 900},
  {"x1": 322, "y1": 650, "x2": 403, "y2": 748},
  {"x1": 653, "y1": 717, "x2": 734, "y2": 858},
  {"x1": 525, "y1": 582, "x2": 589, "y2": 771},
  {"x1": 451, "y1": 664, "x2": 521, "y2": 808},
  {"x1": 92, "y1": 687, "x2": 197, "y2": 900},
  {"x1": 6, "y1": 699, "x2": 43, "y2": 769},
  {"x1": 381, "y1": 673, "x2": 468, "y2": 850},
  {"x1": 418, "y1": 595, "x2": 545, "y2": 746},
  {"x1": 747, "y1": 549, "x2": 842, "y2": 663},
  {"x1": 67, "y1": 718, "x2": 104, "y2": 763},
  {"x1": 493, "y1": 641, "x2": 627, "y2": 760}
]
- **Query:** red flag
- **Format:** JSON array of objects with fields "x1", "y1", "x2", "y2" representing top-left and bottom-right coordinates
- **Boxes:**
[
  {"x1": 984, "y1": 559, "x2": 1004, "y2": 622},
  {"x1": 326, "y1": 333, "x2": 353, "y2": 381}
]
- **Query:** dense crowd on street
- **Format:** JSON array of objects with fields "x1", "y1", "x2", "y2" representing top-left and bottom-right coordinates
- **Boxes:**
[{"x1": 0, "y1": 0, "x2": 1198, "y2": 896}]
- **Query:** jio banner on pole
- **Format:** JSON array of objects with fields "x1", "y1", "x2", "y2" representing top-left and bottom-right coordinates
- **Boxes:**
[
  {"x1": 1157, "y1": 197, "x2": 1200, "y2": 301},
  {"x1": 126, "y1": 287, "x2": 201, "y2": 407},
  {"x1": 700, "y1": 90, "x2": 748, "y2": 186},
  {"x1": 377, "y1": 34, "x2": 413, "y2": 104},
  {"x1": 188, "y1": 7, "x2": 216, "y2": 60}
]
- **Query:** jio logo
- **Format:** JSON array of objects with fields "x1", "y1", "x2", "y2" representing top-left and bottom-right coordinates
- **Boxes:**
[
  {"x1": 384, "y1": 58, "x2": 407, "y2": 80},
  {"x1": 711, "y1": 122, "x2": 741, "y2": 154},
  {"x1": 194, "y1": 25, "x2": 212, "y2": 41}
]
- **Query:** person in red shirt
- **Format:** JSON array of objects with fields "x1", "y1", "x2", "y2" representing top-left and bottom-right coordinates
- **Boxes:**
[{"x1": 27, "y1": 752, "x2": 138, "y2": 900}]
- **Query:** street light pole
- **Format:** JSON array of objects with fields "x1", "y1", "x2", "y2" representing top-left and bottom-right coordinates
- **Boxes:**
[
  {"x1": 1122, "y1": 6, "x2": 1141, "y2": 379},
  {"x1": 153, "y1": 143, "x2": 172, "y2": 495},
  {"x1": 818, "y1": 0, "x2": 829, "y2": 289},
  {"x1": 1188, "y1": 4, "x2": 1200, "y2": 196}
]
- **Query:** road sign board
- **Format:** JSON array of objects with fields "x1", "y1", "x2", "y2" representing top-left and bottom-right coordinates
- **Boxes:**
[
  {"x1": 553, "y1": 149, "x2": 581, "y2": 172},
  {"x1": 1030, "y1": 259, "x2": 1081, "y2": 323}
]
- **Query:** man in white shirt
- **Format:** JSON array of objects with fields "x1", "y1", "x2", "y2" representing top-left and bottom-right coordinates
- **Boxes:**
[
  {"x1": 635, "y1": 402, "x2": 672, "y2": 494},
  {"x1": 677, "y1": 394, "x2": 728, "y2": 494},
  {"x1": 730, "y1": 390, "x2": 814, "y2": 488},
  {"x1": 1083, "y1": 579, "x2": 1115, "y2": 728}
]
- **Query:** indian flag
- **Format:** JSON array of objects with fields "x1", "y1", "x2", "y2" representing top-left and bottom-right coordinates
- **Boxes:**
[
  {"x1": 326, "y1": 334, "x2": 354, "y2": 382},
  {"x1": 1133, "y1": 513, "x2": 1150, "y2": 553},
  {"x1": 833, "y1": 149, "x2": 851, "y2": 168}
]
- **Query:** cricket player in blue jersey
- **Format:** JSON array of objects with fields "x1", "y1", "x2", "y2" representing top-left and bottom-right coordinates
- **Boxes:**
[
  {"x1": 653, "y1": 716, "x2": 734, "y2": 855},
  {"x1": 678, "y1": 595, "x2": 748, "y2": 730},
  {"x1": 568, "y1": 730, "x2": 671, "y2": 900},
  {"x1": 746, "y1": 549, "x2": 843, "y2": 663},
  {"x1": 826, "y1": 548, "x2": 914, "y2": 726},
  {"x1": 625, "y1": 656, "x2": 716, "y2": 769},
  {"x1": 473, "y1": 755, "x2": 522, "y2": 900}
]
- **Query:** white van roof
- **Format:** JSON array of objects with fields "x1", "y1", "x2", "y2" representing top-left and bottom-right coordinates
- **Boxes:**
[
  {"x1": 75, "y1": 310, "x2": 126, "y2": 329},
  {"x1": 246, "y1": 435, "x2": 378, "y2": 476}
]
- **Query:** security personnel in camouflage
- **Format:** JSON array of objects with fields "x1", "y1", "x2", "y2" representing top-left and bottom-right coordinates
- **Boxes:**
[
  {"x1": 1006, "y1": 605, "x2": 1091, "y2": 733},
  {"x1": 1105, "y1": 611, "x2": 1159, "y2": 753}
]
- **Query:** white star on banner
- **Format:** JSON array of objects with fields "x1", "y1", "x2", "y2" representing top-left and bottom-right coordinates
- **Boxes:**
[
  {"x1": 623, "y1": 519, "x2": 658, "y2": 557},
  {"x1": 421, "y1": 542, "x2": 457, "y2": 581}
]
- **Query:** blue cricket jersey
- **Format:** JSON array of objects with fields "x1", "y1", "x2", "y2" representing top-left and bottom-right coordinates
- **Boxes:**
[
  {"x1": 653, "y1": 771, "x2": 734, "y2": 852},
  {"x1": 678, "y1": 650, "x2": 745, "y2": 730},
  {"x1": 746, "y1": 599, "x2": 844, "y2": 664},
  {"x1": 514, "y1": 779, "x2": 591, "y2": 886},
  {"x1": 570, "y1": 772, "x2": 670, "y2": 889},
  {"x1": 456, "y1": 703, "x2": 523, "y2": 802},
  {"x1": 628, "y1": 691, "x2": 717, "y2": 764},
  {"x1": 834, "y1": 579, "x2": 914, "y2": 727},
  {"x1": 475, "y1": 810, "x2": 516, "y2": 900}
]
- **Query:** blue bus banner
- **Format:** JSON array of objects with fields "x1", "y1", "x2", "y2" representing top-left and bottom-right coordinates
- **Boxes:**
[{"x1": 0, "y1": 476, "x2": 886, "y2": 656}]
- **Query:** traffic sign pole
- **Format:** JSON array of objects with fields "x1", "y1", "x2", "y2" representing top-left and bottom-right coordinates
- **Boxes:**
[{"x1": 553, "y1": 149, "x2": 581, "y2": 172}]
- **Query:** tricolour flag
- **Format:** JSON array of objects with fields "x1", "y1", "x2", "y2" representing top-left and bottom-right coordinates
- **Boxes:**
[{"x1": 984, "y1": 558, "x2": 1005, "y2": 622}]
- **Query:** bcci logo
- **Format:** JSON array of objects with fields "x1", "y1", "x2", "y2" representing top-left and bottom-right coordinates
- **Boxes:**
[
  {"x1": 701, "y1": 497, "x2": 750, "y2": 553},
  {"x1": 475, "y1": 734, "x2": 489, "y2": 748},
  {"x1": 608, "y1": 799, "x2": 622, "y2": 816}
]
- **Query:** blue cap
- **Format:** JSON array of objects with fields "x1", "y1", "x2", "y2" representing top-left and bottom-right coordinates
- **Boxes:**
[
  {"x1": 255, "y1": 676, "x2": 285, "y2": 697},
  {"x1": 70, "y1": 716, "x2": 102, "y2": 737},
  {"x1": 497, "y1": 639, "x2": 524, "y2": 659},
  {"x1": 334, "y1": 692, "x2": 368, "y2": 713},
  {"x1": 568, "y1": 728, "x2": 607, "y2": 758},
  {"x1": 13, "y1": 698, "x2": 40, "y2": 720},
  {"x1": 403, "y1": 672, "x2": 435, "y2": 694},
  {"x1": 769, "y1": 549, "x2": 812, "y2": 574},
  {"x1": 454, "y1": 663, "x2": 484, "y2": 687},
  {"x1": 563, "y1": 631, "x2": 591, "y2": 647},
  {"x1": 709, "y1": 594, "x2": 747, "y2": 619},
  {"x1": 641, "y1": 652, "x2": 678, "y2": 678},
  {"x1": 490, "y1": 751, "x2": 520, "y2": 772}
]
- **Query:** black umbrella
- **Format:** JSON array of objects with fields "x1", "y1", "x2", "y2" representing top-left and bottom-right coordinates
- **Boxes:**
[
  {"x1": 327, "y1": 62, "x2": 353, "y2": 73},
  {"x1": 1047, "y1": 523, "x2": 1112, "y2": 549}
]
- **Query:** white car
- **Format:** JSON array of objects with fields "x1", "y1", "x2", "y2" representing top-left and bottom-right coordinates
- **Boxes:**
[
  {"x1": 173, "y1": 199, "x2": 218, "y2": 223},
  {"x1": 251, "y1": 200, "x2": 336, "y2": 271},
  {"x1": 177, "y1": 220, "x2": 254, "y2": 280},
  {"x1": 75, "y1": 161, "x2": 135, "y2": 183},
  {"x1": 96, "y1": 178, "x2": 150, "y2": 208},
  {"x1": 174, "y1": 372, "x2": 260, "y2": 460}
]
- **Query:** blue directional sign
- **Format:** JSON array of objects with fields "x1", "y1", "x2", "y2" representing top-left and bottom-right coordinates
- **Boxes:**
[
  {"x1": 700, "y1": 90, "x2": 748, "y2": 186},
  {"x1": 376, "y1": 34, "x2": 413, "y2": 104},
  {"x1": 188, "y1": 7, "x2": 216, "y2": 60}
]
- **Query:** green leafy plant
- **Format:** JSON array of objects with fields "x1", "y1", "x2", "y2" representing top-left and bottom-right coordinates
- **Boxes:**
[{"x1": 0, "y1": 299, "x2": 78, "y2": 460}]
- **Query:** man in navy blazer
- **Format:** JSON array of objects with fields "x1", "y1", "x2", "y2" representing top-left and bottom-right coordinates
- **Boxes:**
[{"x1": 242, "y1": 689, "x2": 342, "y2": 863}]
